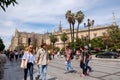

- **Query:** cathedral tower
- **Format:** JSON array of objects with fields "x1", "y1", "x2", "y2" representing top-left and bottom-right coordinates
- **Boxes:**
[{"x1": 112, "y1": 12, "x2": 117, "y2": 26}]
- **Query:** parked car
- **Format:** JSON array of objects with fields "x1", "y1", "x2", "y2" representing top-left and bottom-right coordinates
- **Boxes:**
[{"x1": 95, "y1": 51, "x2": 119, "y2": 58}]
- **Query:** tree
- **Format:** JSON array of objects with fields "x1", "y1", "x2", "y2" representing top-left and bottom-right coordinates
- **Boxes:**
[
  {"x1": 0, "y1": 0, "x2": 18, "y2": 11},
  {"x1": 71, "y1": 13, "x2": 76, "y2": 43},
  {"x1": 15, "y1": 44, "x2": 25, "y2": 51},
  {"x1": 49, "y1": 34, "x2": 58, "y2": 49},
  {"x1": 107, "y1": 25, "x2": 120, "y2": 50},
  {"x1": 60, "y1": 32, "x2": 68, "y2": 50},
  {"x1": 31, "y1": 39, "x2": 38, "y2": 53},
  {"x1": 65, "y1": 10, "x2": 76, "y2": 50},
  {"x1": 0, "y1": 38, "x2": 5, "y2": 51},
  {"x1": 91, "y1": 37, "x2": 104, "y2": 49},
  {"x1": 75, "y1": 11, "x2": 84, "y2": 39},
  {"x1": 65, "y1": 10, "x2": 73, "y2": 42}
]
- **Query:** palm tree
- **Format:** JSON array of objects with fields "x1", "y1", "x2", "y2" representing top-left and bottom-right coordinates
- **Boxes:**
[
  {"x1": 60, "y1": 32, "x2": 68, "y2": 50},
  {"x1": 65, "y1": 10, "x2": 73, "y2": 42},
  {"x1": 75, "y1": 11, "x2": 84, "y2": 39},
  {"x1": 71, "y1": 13, "x2": 76, "y2": 43},
  {"x1": 49, "y1": 34, "x2": 58, "y2": 49},
  {"x1": 0, "y1": 0, "x2": 18, "y2": 11}
]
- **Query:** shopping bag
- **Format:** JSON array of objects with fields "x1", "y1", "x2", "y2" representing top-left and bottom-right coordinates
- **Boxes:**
[{"x1": 20, "y1": 59, "x2": 28, "y2": 69}]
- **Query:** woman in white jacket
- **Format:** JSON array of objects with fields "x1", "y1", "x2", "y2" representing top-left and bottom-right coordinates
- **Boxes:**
[{"x1": 22, "y1": 45, "x2": 35, "y2": 80}]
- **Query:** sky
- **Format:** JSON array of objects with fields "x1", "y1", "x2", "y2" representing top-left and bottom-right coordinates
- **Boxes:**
[{"x1": 0, "y1": 0, "x2": 120, "y2": 49}]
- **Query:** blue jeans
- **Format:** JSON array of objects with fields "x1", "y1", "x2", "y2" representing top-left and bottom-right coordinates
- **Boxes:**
[
  {"x1": 86, "y1": 58, "x2": 92, "y2": 71},
  {"x1": 36, "y1": 65, "x2": 47, "y2": 80},
  {"x1": 66, "y1": 61, "x2": 75, "y2": 72},
  {"x1": 24, "y1": 63, "x2": 33, "y2": 80}
]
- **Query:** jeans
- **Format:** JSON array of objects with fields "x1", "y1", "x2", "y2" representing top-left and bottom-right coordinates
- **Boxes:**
[
  {"x1": 65, "y1": 61, "x2": 75, "y2": 72},
  {"x1": 36, "y1": 65, "x2": 47, "y2": 80},
  {"x1": 86, "y1": 58, "x2": 92, "y2": 71},
  {"x1": 80, "y1": 61, "x2": 87, "y2": 75},
  {"x1": 24, "y1": 63, "x2": 33, "y2": 80}
]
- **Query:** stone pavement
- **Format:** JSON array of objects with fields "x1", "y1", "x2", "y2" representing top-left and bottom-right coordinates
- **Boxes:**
[{"x1": 3, "y1": 56, "x2": 120, "y2": 80}]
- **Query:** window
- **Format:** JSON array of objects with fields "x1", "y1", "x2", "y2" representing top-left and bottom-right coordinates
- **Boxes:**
[{"x1": 93, "y1": 33, "x2": 97, "y2": 38}]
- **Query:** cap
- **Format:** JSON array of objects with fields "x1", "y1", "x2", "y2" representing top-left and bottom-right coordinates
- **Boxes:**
[{"x1": 84, "y1": 46, "x2": 88, "y2": 49}]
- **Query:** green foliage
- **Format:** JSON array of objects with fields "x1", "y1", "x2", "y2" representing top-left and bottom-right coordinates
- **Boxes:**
[
  {"x1": 61, "y1": 47, "x2": 65, "y2": 55},
  {"x1": 107, "y1": 25, "x2": 120, "y2": 50},
  {"x1": 76, "y1": 10, "x2": 84, "y2": 39},
  {"x1": 91, "y1": 37, "x2": 104, "y2": 49},
  {"x1": 0, "y1": 0, "x2": 18, "y2": 11},
  {"x1": 60, "y1": 32, "x2": 68, "y2": 42},
  {"x1": 31, "y1": 39, "x2": 38, "y2": 50},
  {"x1": 54, "y1": 47, "x2": 60, "y2": 54},
  {"x1": 60, "y1": 32, "x2": 68, "y2": 51},
  {"x1": 49, "y1": 34, "x2": 58, "y2": 46},
  {"x1": 76, "y1": 11, "x2": 84, "y2": 24},
  {"x1": 15, "y1": 44, "x2": 25, "y2": 51},
  {"x1": 0, "y1": 38, "x2": 5, "y2": 51}
]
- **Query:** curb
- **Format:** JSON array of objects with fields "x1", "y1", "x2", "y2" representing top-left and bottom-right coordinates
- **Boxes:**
[{"x1": 92, "y1": 55, "x2": 120, "y2": 62}]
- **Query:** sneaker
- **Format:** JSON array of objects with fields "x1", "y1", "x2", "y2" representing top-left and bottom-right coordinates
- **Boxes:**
[
  {"x1": 35, "y1": 76, "x2": 39, "y2": 80},
  {"x1": 64, "y1": 71, "x2": 69, "y2": 74},
  {"x1": 89, "y1": 70, "x2": 94, "y2": 72},
  {"x1": 80, "y1": 74, "x2": 85, "y2": 77},
  {"x1": 71, "y1": 70, "x2": 77, "y2": 73}
]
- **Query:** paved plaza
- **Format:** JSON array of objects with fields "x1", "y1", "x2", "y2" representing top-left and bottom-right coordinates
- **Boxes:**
[{"x1": 3, "y1": 56, "x2": 120, "y2": 80}]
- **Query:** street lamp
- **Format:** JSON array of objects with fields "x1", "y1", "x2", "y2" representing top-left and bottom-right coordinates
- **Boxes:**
[{"x1": 84, "y1": 19, "x2": 94, "y2": 50}]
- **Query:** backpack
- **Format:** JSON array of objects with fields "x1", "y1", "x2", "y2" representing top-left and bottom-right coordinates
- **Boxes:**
[{"x1": 70, "y1": 51, "x2": 74, "y2": 59}]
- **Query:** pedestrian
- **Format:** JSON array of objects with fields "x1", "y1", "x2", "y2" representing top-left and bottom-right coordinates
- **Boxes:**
[
  {"x1": 14, "y1": 50, "x2": 19, "y2": 62},
  {"x1": 84, "y1": 46, "x2": 93, "y2": 73},
  {"x1": 65, "y1": 46, "x2": 75, "y2": 73},
  {"x1": 48, "y1": 49, "x2": 52, "y2": 60},
  {"x1": 9, "y1": 51, "x2": 14, "y2": 62},
  {"x1": 76, "y1": 50, "x2": 80, "y2": 60},
  {"x1": 79, "y1": 46, "x2": 87, "y2": 77},
  {"x1": 0, "y1": 51, "x2": 7, "y2": 80},
  {"x1": 22, "y1": 45, "x2": 35, "y2": 80},
  {"x1": 57, "y1": 50, "x2": 60, "y2": 58},
  {"x1": 52, "y1": 50, "x2": 55, "y2": 59},
  {"x1": 35, "y1": 43, "x2": 49, "y2": 80}
]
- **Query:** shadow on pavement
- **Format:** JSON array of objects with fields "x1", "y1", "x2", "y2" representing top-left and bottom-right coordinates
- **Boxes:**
[{"x1": 48, "y1": 77, "x2": 57, "y2": 80}]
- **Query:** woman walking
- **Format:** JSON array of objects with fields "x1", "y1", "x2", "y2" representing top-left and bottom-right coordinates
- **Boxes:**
[
  {"x1": 80, "y1": 46, "x2": 87, "y2": 77},
  {"x1": 22, "y1": 45, "x2": 35, "y2": 80}
]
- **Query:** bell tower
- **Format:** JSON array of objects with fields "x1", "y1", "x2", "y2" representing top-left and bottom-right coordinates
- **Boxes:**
[
  {"x1": 112, "y1": 12, "x2": 117, "y2": 26},
  {"x1": 59, "y1": 21, "x2": 62, "y2": 32}
]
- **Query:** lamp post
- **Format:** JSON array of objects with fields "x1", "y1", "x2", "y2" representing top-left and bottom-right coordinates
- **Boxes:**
[{"x1": 84, "y1": 19, "x2": 94, "y2": 50}]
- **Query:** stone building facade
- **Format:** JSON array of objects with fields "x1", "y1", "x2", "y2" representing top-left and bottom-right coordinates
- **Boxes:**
[{"x1": 9, "y1": 29, "x2": 50, "y2": 51}]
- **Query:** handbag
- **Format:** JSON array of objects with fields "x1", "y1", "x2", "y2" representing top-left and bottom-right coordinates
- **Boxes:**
[{"x1": 20, "y1": 59, "x2": 28, "y2": 69}]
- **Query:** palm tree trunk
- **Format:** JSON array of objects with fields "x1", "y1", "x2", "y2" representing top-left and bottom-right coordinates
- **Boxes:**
[
  {"x1": 64, "y1": 41, "x2": 65, "y2": 52},
  {"x1": 69, "y1": 23, "x2": 73, "y2": 42},
  {"x1": 72, "y1": 24, "x2": 75, "y2": 43},
  {"x1": 76, "y1": 23, "x2": 80, "y2": 39}
]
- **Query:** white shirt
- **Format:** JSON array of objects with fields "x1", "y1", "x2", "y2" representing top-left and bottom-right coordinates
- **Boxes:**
[{"x1": 22, "y1": 52, "x2": 35, "y2": 64}]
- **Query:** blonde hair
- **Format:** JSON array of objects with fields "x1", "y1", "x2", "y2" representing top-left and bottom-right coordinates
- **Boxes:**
[{"x1": 28, "y1": 45, "x2": 34, "y2": 53}]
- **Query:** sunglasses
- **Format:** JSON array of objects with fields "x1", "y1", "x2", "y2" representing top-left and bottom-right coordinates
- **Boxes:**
[{"x1": 29, "y1": 47, "x2": 33, "y2": 49}]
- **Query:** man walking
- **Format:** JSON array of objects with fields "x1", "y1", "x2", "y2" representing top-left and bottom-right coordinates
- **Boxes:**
[
  {"x1": 65, "y1": 46, "x2": 75, "y2": 73},
  {"x1": 35, "y1": 43, "x2": 49, "y2": 80}
]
